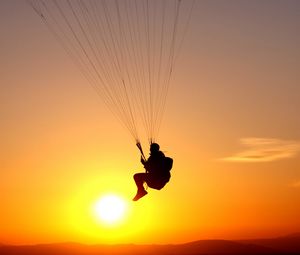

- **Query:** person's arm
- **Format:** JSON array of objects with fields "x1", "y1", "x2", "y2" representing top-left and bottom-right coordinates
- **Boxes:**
[
  {"x1": 142, "y1": 156, "x2": 151, "y2": 172},
  {"x1": 141, "y1": 156, "x2": 146, "y2": 165}
]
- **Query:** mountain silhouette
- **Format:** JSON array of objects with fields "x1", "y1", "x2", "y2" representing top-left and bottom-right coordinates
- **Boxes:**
[
  {"x1": 1, "y1": 234, "x2": 299, "y2": 254},
  {"x1": 238, "y1": 233, "x2": 300, "y2": 253}
]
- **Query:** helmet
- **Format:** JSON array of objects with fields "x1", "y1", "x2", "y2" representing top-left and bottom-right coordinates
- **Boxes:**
[{"x1": 150, "y1": 143, "x2": 160, "y2": 152}]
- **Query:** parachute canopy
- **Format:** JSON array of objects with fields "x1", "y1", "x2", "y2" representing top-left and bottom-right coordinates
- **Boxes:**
[{"x1": 28, "y1": 0, "x2": 194, "y2": 145}]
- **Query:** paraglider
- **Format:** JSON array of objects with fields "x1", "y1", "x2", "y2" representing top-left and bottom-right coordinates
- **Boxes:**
[
  {"x1": 133, "y1": 143, "x2": 173, "y2": 201},
  {"x1": 27, "y1": 0, "x2": 194, "y2": 199}
]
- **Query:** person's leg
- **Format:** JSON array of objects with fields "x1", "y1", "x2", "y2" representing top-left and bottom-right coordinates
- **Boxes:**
[
  {"x1": 133, "y1": 173, "x2": 148, "y2": 201},
  {"x1": 133, "y1": 173, "x2": 146, "y2": 190}
]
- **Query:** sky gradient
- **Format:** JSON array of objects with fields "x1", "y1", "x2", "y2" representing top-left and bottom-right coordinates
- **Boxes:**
[{"x1": 1, "y1": 0, "x2": 300, "y2": 245}]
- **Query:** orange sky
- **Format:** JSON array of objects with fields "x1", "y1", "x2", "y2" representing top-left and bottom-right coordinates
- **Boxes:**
[{"x1": 1, "y1": 0, "x2": 300, "y2": 245}]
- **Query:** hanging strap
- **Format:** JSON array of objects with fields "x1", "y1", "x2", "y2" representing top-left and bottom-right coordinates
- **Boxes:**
[{"x1": 136, "y1": 142, "x2": 146, "y2": 162}]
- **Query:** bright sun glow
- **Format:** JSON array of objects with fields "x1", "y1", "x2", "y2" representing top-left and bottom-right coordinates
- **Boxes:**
[{"x1": 93, "y1": 194, "x2": 127, "y2": 225}]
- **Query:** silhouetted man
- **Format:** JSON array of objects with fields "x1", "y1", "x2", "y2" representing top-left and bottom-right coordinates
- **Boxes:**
[{"x1": 133, "y1": 143, "x2": 171, "y2": 201}]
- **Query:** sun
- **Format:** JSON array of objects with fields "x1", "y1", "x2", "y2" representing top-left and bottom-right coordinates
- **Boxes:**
[{"x1": 93, "y1": 194, "x2": 127, "y2": 226}]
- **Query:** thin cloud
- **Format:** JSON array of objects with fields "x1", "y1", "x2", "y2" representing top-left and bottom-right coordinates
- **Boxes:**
[
  {"x1": 290, "y1": 180, "x2": 300, "y2": 188},
  {"x1": 222, "y1": 137, "x2": 300, "y2": 162}
]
